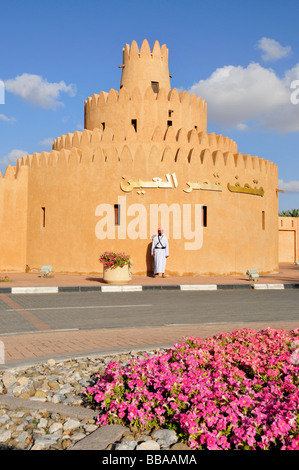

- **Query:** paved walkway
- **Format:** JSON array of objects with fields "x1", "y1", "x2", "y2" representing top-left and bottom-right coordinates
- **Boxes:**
[
  {"x1": 1, "y1": 263, "x2": 299, "y2": 288},
  {"x1": 0, "y1": 264, "x2": 298, "y2": 368}
]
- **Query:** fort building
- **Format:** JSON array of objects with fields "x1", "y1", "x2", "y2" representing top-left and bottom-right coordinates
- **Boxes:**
[
  {"x1": 0, "y1": 40, "x2": 281, "y2": 276},
  {"x1": 278, "y1": 217, "x2": 299, "y2": 264}
]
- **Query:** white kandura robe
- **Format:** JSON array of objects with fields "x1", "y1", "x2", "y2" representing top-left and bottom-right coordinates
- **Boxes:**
[{"x1": 151, "y1": 234, "x2": 169, "y2": 274}]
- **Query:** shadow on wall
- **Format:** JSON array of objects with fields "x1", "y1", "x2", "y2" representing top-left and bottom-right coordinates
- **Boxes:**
[{"x1": 146, "y1": 242, "x2": 154, "y2": 276}]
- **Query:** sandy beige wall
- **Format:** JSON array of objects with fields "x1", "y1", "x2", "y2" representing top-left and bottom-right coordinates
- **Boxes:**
[
  {"x1": 83, "y1": 87, "x2": 208, "y2": 137},
  {"x1": 23, "y1": 144, "x2": 278, "y2": 276},
  {"x1": 278, "y1": 217, "x2": 299, "y2": 263},
  {"x1": 0, "y1": 165, "x2": 28, "y2": 271}
]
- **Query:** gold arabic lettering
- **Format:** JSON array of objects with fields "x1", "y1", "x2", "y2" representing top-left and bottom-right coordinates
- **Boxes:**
[{"x1": 120, "y1": 173, "x2": 178, "y2": 193}]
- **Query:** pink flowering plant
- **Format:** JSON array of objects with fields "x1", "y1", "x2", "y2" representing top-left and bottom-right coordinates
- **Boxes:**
[
  {"x1": 82, "y1": 327, "x2": 299, "y2": 450},
  {"x1": 99, "y1": 251, "x2": 132, "y2": 270}
]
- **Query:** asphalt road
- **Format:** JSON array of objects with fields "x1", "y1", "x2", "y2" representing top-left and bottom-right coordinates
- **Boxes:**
[{"x1": 0, "y1": 289, "x2": 298, "y2": 335}]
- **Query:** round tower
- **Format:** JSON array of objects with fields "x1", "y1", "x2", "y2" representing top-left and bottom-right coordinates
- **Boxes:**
[
  {"x1": 84, "y1": 39, "x2": 207, "y2": 136},
  {"x1": 119, "y1": 39, "x2": 171, "y2": 96}
]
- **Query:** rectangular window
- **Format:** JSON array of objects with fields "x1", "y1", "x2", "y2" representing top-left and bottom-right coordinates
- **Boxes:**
[
  {"x1": 131, "y1": 119, "x2": 137, "y2": 132},
  {"x1": 151, "y1": 81, "x2": 159, "y2": 93},
  {"x1": 167, "y1": 120, "x2": 172, "y2": 127},
  {"x1": 114, "y1": 204, "x2": 120, "y2": 225},
  {"x1": 202, "y1": 206, "x2": 207, "y2": 227},
  {"x1": 262, "y1": 211, "x2": 265, "y2": 230},
  {"x1": 41, "y1": 207, "x2": 46, "y2": 228}
]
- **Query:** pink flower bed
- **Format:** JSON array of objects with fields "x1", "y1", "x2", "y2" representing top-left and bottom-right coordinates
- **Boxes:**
[
  {"x1": 99, "y1": 251, "x2": 131, "y2": 270},
  {"x1": 83, "y1": 328, "x2": 299, "y2": 450}
]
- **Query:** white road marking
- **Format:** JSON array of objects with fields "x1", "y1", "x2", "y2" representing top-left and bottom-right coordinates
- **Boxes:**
[{"x1": 5, "y1": 304, "x2": 152, "y2": 312}]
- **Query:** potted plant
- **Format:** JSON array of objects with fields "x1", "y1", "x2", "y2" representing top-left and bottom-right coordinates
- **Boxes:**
[{"x1": 99, "y1": 251, "x2": 132, "y2": 284}]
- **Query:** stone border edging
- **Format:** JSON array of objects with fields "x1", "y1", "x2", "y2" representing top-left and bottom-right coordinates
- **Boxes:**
[
  {"x1": 0, "y1": 393, "x2": 125, "y2": 450},
  {"x1": 0, "y1": 394, "x2": 96, "y2": 420},
  {"x1": 0, "y1": 283, "x2": 298, "y2": 294}
]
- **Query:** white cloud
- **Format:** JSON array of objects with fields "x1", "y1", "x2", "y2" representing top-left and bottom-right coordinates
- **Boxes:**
[
  {"x1": 1, "y1": 149, "x2": 28, "y2": 168},
  {"x1": 279, "y1": 179, "x2": 299, "y2": 193},
  {"x1": 189, "y1": 62, "x2": 299, "y2": 133},
  {"x1": 39, "y1": 137, "x2": 53, "y2": 147},
  {"x1": 4, "y1": 73, "x2": 76, "y2": 109},
  {"x1": 256, "y1": 37, "x2": 291, "y2": 62},
  {"x1": 284, "y1": 63, "x2": 299, "y2": 85},
  {"x1": 0, "y1": 79, "x2": 4, "y2": 104},
  {"x1": 0, "y1": 114, "x2": 16, "y2": 123},
  {"x1": 235, "y1": 123, "x2": 248, "y2": 131}
]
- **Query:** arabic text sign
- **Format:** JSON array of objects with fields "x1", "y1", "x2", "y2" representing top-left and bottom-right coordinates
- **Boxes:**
[
  {"x1": 227, "y1": 182, "x2": 264, "y2": 196},
  {"x1": 121, "y1": 173, "x2": 178, "y2": 193},
  {"x1": 121, "y1": 173, "x2": 223, "y2": 194}
]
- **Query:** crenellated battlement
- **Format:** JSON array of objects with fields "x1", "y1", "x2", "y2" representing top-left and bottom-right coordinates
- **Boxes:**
[
  {"x1": 16, "y1": 128, "x2": 276, "y2": 180},
  {"x1": 0, "y1": 163, "x2": 28, "y2": 181},
  {"x1": 82, "y1": 39, "x2": 209, "y2": 139},
  {"x1": 84, "y1": 85, "x2": 207, "y2": 136},
  {"x1": 119, "y1": 40, "x2": 171, "y2": 97},
  {"x1": 84, "y1": 87, "x2": 207, "y2": 108},
  {"x1": 122, "y1": 39, "x2": 169, "y2": 61},
  {"x1": 52, "y1": 126, "x2": 237, "y2": 153}
]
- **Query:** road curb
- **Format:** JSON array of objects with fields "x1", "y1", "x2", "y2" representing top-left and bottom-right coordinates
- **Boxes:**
[
  {"x1": 0, "y1": 283, "x2": 298, "y2": 294},
  {"x1": 252, "y1": 283, "x2": 285, "y2": 290}
]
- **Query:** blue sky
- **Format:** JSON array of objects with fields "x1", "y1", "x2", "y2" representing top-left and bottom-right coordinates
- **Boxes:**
[{"x1": 0, "y1": 0, "x2": 299, "y2": 211}]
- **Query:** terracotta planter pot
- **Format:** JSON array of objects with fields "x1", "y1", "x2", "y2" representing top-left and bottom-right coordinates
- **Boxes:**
[{"x1": 103, "y1": 264, "x2": 132, "y2": 284}]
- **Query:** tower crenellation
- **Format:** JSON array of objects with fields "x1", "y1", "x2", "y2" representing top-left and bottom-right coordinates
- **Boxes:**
[
  {"x1": 120, "y1": 40, "x2": 170, "y2": 96},
  {"x1": 1, "y1": 36, "x2": 278, "y2": 207}
]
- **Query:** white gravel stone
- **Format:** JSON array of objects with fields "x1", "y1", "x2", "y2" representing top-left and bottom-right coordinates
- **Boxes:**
[
  {"x1": 58, "y1": 385, "x2": 73, "y2": 394},
  {"x1": 2, "y1": 372, "x2": 16, "y2": 388},
  {"x1": 70, "y1": 432, "x2": 86, "y2": 442},
  {"x1": 0, "y1": 414, "x2": 10, "y2": 424},
  {"x1": 37, "y1": 418, "x2": 48, "y2": 429},
  {"x1": 31, "y1": 436, "x2": 59, "y2": 450},
  {"x1": 63, "y1": 418, "x2": 81, "y2": 431},
  {"x1": 15, "y1": 431, "x2": 29, "y2": 443},
  {"x1": 84, "y1": 424, "x2": 98, "y2": 433},
  {"x1": 29, "y1": 396, "x2": 47, "y2": 402},
  {"x1": 17, "y1": 377, "x2": 29, "y2": 386},
  {"x1": 0, "y1": 347, "x2": 181, "y2": 451},
  {"x1": 48, "y1": 422, "x2": 63, "y2": 434},
  {"x1": 152, "y1": 429, "x2": 178, "y2": 447},
  {"x1": 115, "y1": 440, "x2": 138, "y2": 450},
  {"x1": 52, "y1": 393, "x2": 65, "y2": 404},
  {"x1": 0, "y1": 430, "x2": 11, "y2": 442},
  {"x1": 136, "y1": 440, "x2": 161, "y2": 450},
  {"x1": 47, "y1": 359, "x2": 56, "y2": 366}
]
